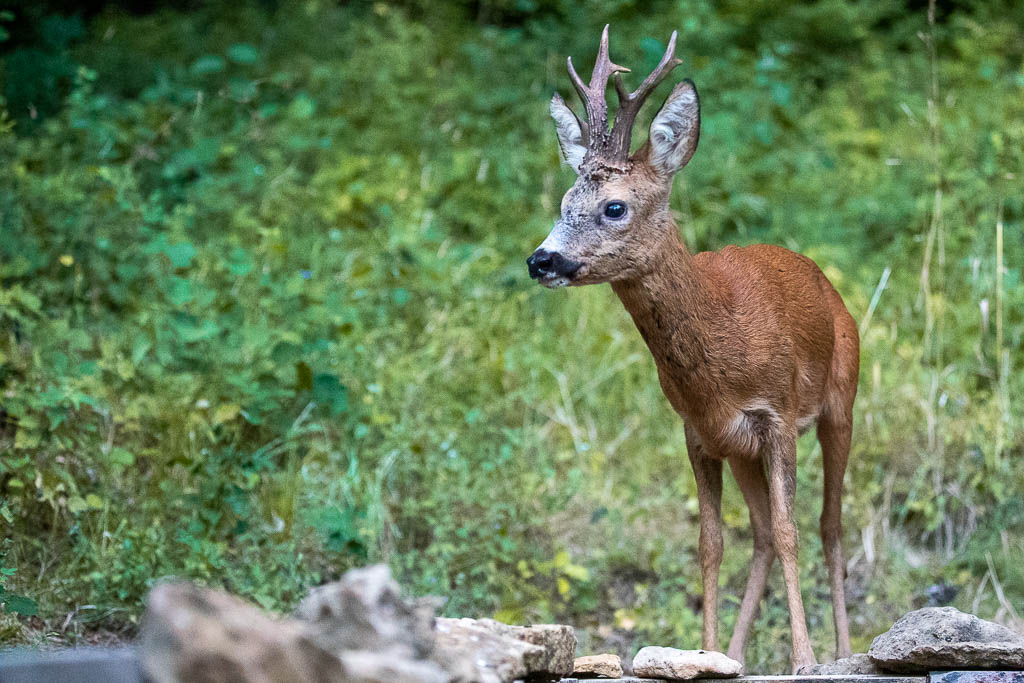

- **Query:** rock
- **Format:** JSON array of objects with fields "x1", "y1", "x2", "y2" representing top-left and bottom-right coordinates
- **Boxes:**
[
  {"x1": 573, "y1": 653, "x2": 623, "y2": 678},
  {"x1": 139, "y1": 582, "x2": 346, "y2": 683},
  {"x1": 434, "y1": 617, "x2": 543, "y2": 683},
  {"x1": 433, "y1": 617, "x2": 576, "y2": 682},
  {"x1": 869, "y1": 606, "x2": 1024, "y2": 673},
  {"x1": 140, "y1": 567, "x2": 450, "y2": 683},
  {"x1": 337, "y1": 650, "x2": 448, "y2": 682},
  {"x1": 139, "y1": 564, "x2": 576, "y2": 683},
  {"x1": 473, "y1": 619, "x2": 576, "y2": 674},
  {"x1": 296, "y1": 564, "x2": 436, "y2": 661},
  {"x1": 798, "y1": 653, "x2": 886, "y2": 675},
  {"x1": 632, "y1": 646, "x2": 742, "y2": 679},
  {"x1": 293, "y1": 564, "x2": 449, "y2": 682}
]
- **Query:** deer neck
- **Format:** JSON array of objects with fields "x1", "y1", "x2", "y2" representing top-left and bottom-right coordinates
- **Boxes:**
[{"x1": 610, "y1": 226, "x2": 722, "y2": 399}]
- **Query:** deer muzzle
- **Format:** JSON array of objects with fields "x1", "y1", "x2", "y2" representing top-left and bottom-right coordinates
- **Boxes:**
[{"x1": 527, "y1": 248, "x2": 583, "y2": 287}]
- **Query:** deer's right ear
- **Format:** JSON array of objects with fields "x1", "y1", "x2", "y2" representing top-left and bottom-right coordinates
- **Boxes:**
[{"x1": 550, "y1": 93, "x2": 586, "y2": 174}]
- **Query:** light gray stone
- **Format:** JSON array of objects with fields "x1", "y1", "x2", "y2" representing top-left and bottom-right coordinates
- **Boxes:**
[
  {"x1": 0, "y1": 647, "x2": 142, "y2": 683},
  {"x1": 337, "y1": 650, "x2": 448, "y2": 682},
  {"x1": 632, "y1": 646, "x2": 742, "y2": 679},
  {"x1": 573, "y1": 653, "x2": 623, "y2": 678},
  {"x1": 433, "y1": 617, "x2": 543, "y2": 682},
  {"x1": 139, "y1": 582, "x2": 348, "y2": 683},
  {"x1": 931, "y1": 671, "x2": 1024, "y2": 683},
  {"x1": 139, "y1": 564, "x2": 578, "y2": 683},
  {"x1": 296, "y1": 564, "x2": 436, "y2": 661},
  {"x1": 433, "y1": 617, "x2": 575, "y2": 682},
  {"x1": 869, "y1": 606, "x2": 1024, "y2": 673},
  {"x1": 140, "y1": 567, "x2": 451, "y2": 683},
  {"x1": 295, "y1": 564, "x2": 449, "y2": 682},
  {"x1": 798, "y1": 653, "x2": 886, "y2": 675},
  {"x1": 472, "y1": 618, "x2": 576, "y2": 674}
]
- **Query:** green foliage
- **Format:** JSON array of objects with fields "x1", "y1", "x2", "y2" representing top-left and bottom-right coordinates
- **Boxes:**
[
  {"x1": 1, "y1": 542, "x2": 38, "y2": 617},
  {"x1": 1, "y1": 0, "x2": 1023, "y2": 669}
]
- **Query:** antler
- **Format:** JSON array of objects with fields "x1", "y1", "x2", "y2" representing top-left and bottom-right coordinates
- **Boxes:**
[
  {"x1": 566, "y1": 25, "x2": 630, "y2": 153},
  {"x1": 565, "y1": 27, "x2": 682, "y2": 169},
  {"x1": 610, "y1": 31, "x2": 682, "y2": 164}
]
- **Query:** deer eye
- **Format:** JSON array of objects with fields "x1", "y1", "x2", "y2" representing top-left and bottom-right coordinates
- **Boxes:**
[{"x1": 604, "y1": 201, "x2": 627, "y2": 219}]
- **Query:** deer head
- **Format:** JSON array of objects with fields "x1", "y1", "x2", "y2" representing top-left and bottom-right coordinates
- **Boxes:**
[{"x1": 527, "y1": 26, "x2": 700, "y2": 287}]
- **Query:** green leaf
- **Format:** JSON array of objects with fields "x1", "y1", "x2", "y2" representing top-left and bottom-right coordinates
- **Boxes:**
[
  {"x1": 131, "y1": 335, "x2": 152, "y2": 364},
  {"x1": 164, "y1": 242, "x2": 196, "y2": 269},
  {"x1": 190, "y1": 55, "x2": 225, "y2": 75},
  {"x1": 176, "y1": 319, "x2": 219, "y2": 343},
  {"x1": 166, "y1": 276, "x2": 194, "y2": 306},
  {"x1": 213, "y1": 403, "x2": 240, "y2": 424},
  {"x1": 226, "y1": 43, "x2": 259, "y2": 65},
  {"x1": 109, "y1": 448, "x2": 135, "y2": 466},
  {"x1": 312, "y1": 373, "x2": 347, "y2": 415},
  {"x1": 2, "y1": 593, "x2": 38, "y2": 616},
  {"x1": 67, "y1": 328, "x2": 92, "y2": 351},
  {"x1": 288, "y1": 94, "x2": 316, "y2": 119}
]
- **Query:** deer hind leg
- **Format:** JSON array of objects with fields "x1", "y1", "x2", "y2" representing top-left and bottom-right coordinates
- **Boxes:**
[
  {"x1": 764, "y1": 424, "x2": 816, "y2": 671},
  {"x1": 686, "y1": 427, "x2": 724, "y2": 652},
  {"x1": 818, "y1": 410, "x2": 853, "y2": 659},
  {"x1": 726, "y1": 456, "x2": 776, "y2": 664}
]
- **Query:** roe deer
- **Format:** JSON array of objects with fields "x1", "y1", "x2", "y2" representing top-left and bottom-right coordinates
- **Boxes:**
[{"x1": 526, "y1": 27, "x2": 859, "y2": 671}]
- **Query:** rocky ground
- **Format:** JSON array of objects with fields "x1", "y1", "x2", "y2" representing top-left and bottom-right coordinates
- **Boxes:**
[{"x1": 125, "y1": 563, "x2": 1024, "y2": 682}]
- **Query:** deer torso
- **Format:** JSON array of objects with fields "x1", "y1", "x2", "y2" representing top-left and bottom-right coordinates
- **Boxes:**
[{"x1": 611, "y1": 237, "x2": 841, "y2": 460}]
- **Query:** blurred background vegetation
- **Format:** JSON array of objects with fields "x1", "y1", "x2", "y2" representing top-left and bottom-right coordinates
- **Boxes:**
[{"x1": 0, "y1": 0, "x2": 1021, "y2": 672}]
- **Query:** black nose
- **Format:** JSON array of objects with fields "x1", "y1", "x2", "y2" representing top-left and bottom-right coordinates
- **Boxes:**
[
  {"x1": 527, "y1": 249, "x2": 581, "y2": 280},
  {"x1": 527, "y1": 250, "x2": 553, "y2": 277}
]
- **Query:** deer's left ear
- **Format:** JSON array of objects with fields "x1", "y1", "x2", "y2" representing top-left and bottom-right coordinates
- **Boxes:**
[
  {"x1": 550, "y1": 93, "x2": 586, "y2": 174},
  {"x1": 647, "y1": 79, "x2": 700, "y2": 176}
]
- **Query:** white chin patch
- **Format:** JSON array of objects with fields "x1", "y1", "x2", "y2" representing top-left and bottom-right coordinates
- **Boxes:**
[{"x1": 540, "y1": 275, "x2": 571, "y2": 288}]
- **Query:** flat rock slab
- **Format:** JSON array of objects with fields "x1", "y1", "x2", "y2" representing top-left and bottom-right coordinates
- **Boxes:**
[
  {"x1": 736, "y1": 677, "x2": 926, "y2": 683},
  {"x1": 558, "y1": 678, "x2": 927, "y2": 683},
  {"x1": 574, "y1": 653, "x2": 624, "y2": 678},
  {"x1": 559, "y1": 677, "x2": 928, "y2": 683},
  {"x1": 799, "y1": 655, "x2": 887, "y2": 675},
  {"x1": 869, "y1": 607, "x2": 1024, "y2": 673},
  {"x1": 4, "y1": 652, "x2": 1009, "y2": 683},
  {"x1": 931, "y1": 673, "x2": 1024, "y2": 683},
  {"x1": 433, "y1": 617, "x2": 575, "y2": 682},
  {"x1": 0, "y1": 647, "x2": 142, "y2": 683},
  {"x1": 633, "y1": 647, "x2": 743, "y2": 679}
]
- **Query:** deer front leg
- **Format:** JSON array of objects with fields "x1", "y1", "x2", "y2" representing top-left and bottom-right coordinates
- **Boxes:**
[
  {"x1": 686, "y1": 428, "x2": 724, "y2": 652},
  {"x1": 764, "y1": 424, "x2": 816, "y2": 671}
]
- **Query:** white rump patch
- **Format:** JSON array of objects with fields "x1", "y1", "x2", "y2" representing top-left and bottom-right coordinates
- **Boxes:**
[{"x1": 719, "y1": 401, "x2": 781, "y2": 456}]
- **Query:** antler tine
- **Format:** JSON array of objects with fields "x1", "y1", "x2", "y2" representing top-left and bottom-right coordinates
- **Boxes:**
[
  {"x1": 566, "y1": 25, "x2": 630, "y2": 148},
  {"x1": 613, "y1": 31, "x2": 681, "y2": 105},
  {"x1": 591, "y1": 25, "x2": 631, "y2": 90},
  {"x1": 608, "y1": 31, "x2": 683, "y2": 163}
]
